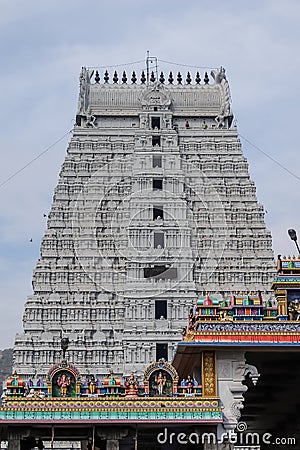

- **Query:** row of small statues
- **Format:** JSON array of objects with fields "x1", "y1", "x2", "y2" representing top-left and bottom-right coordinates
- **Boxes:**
[
  {"x1": 57, "y1": 371, "x2": 137, "y2": 397},
  {"x1": 180, "y1": 375, "x2": 199, "y2": 394},
  {"x1": 9, "y1": 375, "x2": 199, "y2": 399},
  {"x1": 9, "y1": 372, "x2": 143, "y2": 398},
  {"x1": 6, "y1": 365, "x2": 201, "y2": 399}
]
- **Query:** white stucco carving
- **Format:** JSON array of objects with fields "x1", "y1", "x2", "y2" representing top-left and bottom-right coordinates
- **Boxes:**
[
  {"x1": 217, "y1": 351, "x2": 260, "y2": 431},
  {"x1": 13, "y1": 67, "x2": 275, "y2": 381}
]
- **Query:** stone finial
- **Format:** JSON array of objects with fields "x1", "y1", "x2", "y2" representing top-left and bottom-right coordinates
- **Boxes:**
[
  {"x1": 159, "y1": 71, "x2": 165, "y2": 84},
  {"x1": 95, "y1": 70, "x2": 100, "y2": 84},
  {"x1": 140, "y1": 70, "x2": 146, "y2": 84},
  {"x1": 150, "y1": 71, "x2": 155, "y2": 82},
  {"x1": 204, "y1": 71, "x2": 209, "y2": 84},
  {"x1": 122, "y1": 70, "x2": 127, "y2": 83},
  {"x1": 195, "y1": 71, "x2": 201, "y2": 84},
  {"x1": 168, "y1": 71, "x2": 174, "y2": 84},
  {"x1": 177, "y1": 72, "x2": 182, "y2": 84},
  {"x1": 104, "y1": 70, "x2": 109, "y2": 83},
  {"x1": 186, "y1": 72, "x2": 191, "y2": 84},
  {"x1": 113, "y1": 70, "x2": 118, "y2": 83},
  {"x1": 131, "y1": 71, "x2": 137, "y2": 84}
]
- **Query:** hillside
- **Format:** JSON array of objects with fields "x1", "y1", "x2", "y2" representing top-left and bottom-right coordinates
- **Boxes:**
[{"x1": 0, "y1": 348, "x2": 13, "y2": 393}]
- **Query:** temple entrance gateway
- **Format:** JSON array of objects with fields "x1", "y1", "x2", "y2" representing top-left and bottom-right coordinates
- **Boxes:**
[{"x1": 4, "y1": 61, "x2": 300, "y2": 448}]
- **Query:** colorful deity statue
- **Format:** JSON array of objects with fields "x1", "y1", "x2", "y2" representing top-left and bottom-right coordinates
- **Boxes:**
[
  {"x1": 154, "y1": 371, "x2": 167, "y2": 395},
  {"x1": 88, "y1": 375, "x2": 97, "y2": 394},
  {"x1": 125, "y1": 373, "x2": 138, "y2": 397},
  {"x1": 103, "y1": 371, "x2": 121, "y2": 394},
  {"x1": 57, "y1": 373, "x2": 71, "y2": 397},
  {"x1": 27, "y1": 378, "x2": 34, "y2": 388},
  {"x1": 186, "y1": 375, "x2": 194, "y2": 394},
  {"x1": 108, "y1": 372, "x2": 117, "y2": 386},
  {"x1": 37, "y1": 378, "x2": 45, "y2": 387}
]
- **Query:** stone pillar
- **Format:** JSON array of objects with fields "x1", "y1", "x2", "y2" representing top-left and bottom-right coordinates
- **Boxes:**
[
  {"x1": 204, "y1": 443, "x2": 234, "y2": 450},
  {"x1": 106, "y1": 439, "x2": 119, "y2": 450},
  {"x1": 7, "y1": 428, "x2": 30, "y2": 450},
  {"x1": 217, "y1": 350, "x2": 260, "y2": 431},
  {"x1": 81, "y1": 440, "x2": 88, "y2": 450},
  {"x1": 8, "y1": 436, "x2": 20, "y2": 450},
  {"x1": 97, "y1": 429, "x2": 128, "y2": 450}
]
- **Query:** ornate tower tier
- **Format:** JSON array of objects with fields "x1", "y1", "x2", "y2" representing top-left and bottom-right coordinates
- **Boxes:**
[{"x1": 13, "y1": 65, "x2": 275, "y2": 379}]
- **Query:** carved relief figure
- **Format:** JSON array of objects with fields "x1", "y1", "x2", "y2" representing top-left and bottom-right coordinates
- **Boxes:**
[
  {"x1": 57, "y1": 372, "x2": 71, "y2": 397},
  {"x1": 85, "y1": 113, "x2": 97, "y2": 128},
  {"x1": 125, "y1": 372, "x2": 138, "y2": 396},
  {"x1": 186, "y1": 375, "x2": 194, "y2": 394},
  {"x1": 78, "y1": 67, "x2": 87, "y2": 114},
  {"x1": 89, "y1": 375, "x2": 97, "y2": 394},
  {"x1": 140, "y1": 115, "x2": 148, "y2": 128},
  {"x1": 147, "y1": 367, "x2": 174, "y2": 397},
  {"x1": 163, "y1": 116, "x2": 171, "y2": 129},
  {"x1": 155, "y1": 371, "x2": 167, "y2": 395},
  {"x1": 211, "y1": 66, "x2": 226, "y2": 84},
  {"x1": 108, "y1": 372, "x2": 117, "y2": 386}
]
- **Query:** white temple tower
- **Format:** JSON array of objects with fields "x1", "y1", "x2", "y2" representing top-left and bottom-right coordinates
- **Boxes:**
[{"x1": 13, "y1": 63, "x2": 275, "y2": 379}]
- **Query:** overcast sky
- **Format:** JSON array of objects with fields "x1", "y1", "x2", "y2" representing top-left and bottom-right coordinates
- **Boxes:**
[{"x1": 1, "y1": 0, "x2": 300, "y2": 348}]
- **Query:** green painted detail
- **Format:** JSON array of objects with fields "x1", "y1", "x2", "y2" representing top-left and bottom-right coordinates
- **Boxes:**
[
  {"x1": 273, "y1": 277, "x2": 300, "y2": 283},
  {"x1": 0, "y1": 409, "x2": 222, "y2": 421}
]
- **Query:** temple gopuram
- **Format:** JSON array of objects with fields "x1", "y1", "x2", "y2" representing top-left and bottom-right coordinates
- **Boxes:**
[
  {"x1": 2, "y1": 61, "x2": 300, "y2": 449},
  {"x1": 13, "y1": 61, "x2": 275, "y2": 381}
]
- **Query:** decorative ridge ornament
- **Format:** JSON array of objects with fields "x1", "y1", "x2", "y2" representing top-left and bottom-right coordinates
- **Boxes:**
[
  {"x1": 211, "y1": 66, "x2": 233, "y2": 127},
  {"x1": 139, "y1": 82, "x2": 172, "y2": 110}
]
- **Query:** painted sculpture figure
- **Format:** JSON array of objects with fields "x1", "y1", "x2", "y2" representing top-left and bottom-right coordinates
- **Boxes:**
[
  {"x1": 154, "y1": 371, "x2": 167, "y2": 395},
  {"x1": 57, "y1": 373, "x2": 71, "y2": 397}
]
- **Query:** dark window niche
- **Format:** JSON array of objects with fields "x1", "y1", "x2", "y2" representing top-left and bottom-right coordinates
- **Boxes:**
[
  {"x1": 151, "y1": 117, "x2": 161, "y2": 129},
  {"x1": 154, "y1": 232, "x2": 164, "y2": 248},
  {"x1": 153, "y1": 207, "x2": 164, "y2": 220},
  {"x1": 144, "y1": 265, "x2": 177, "y2": 279},
  {"x1": 153, "y1": 178, "x2": 163, "y2": 190},
  {"x1": 152, "y1": 136, "x2": 161, "y2": 146},
  {"x1": 156, "y1": 343, "x2": 168, "y2": 360},
  {"x1": 155, "y1": 300, "x2": 167, "y2": 319}
]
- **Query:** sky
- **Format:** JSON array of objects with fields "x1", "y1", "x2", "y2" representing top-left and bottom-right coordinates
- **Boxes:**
[{"x1": 1, "y1": 0, "x2": 300, "y2": 348}]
